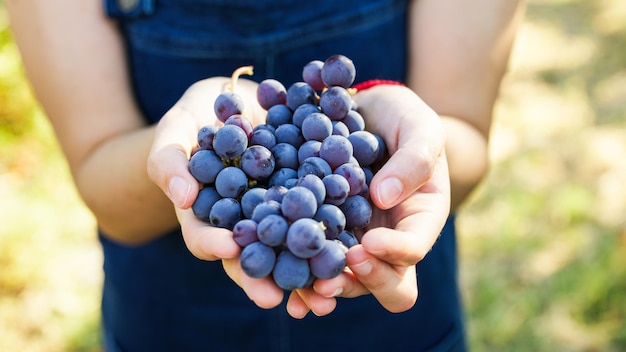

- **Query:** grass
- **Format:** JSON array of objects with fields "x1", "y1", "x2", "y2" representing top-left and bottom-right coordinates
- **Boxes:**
[{"x1": 1, "y1": 0, "x2": 625, "y2": 350}]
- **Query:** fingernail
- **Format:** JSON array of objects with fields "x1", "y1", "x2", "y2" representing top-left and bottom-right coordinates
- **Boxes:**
[
  {"x1": 351, "y1": 260, "x2": 373, "y2": 276},
  {"x1": 376, "y1": 177, "x2": 402, "y2": 208},
  {"x1": 330, "y1": 287, "x2": 343, "y2": 297},
  {"x1": 168, "y1": 176, "x2": 191, "y2": 208}
]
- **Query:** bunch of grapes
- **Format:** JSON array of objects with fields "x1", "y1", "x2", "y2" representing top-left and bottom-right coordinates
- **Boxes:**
[{"x1": 188, "y1": 54, "x2": 386, "y2": 290}]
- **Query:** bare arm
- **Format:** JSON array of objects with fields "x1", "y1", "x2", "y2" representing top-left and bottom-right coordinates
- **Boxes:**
[
  {"x1": 7, "y1": 0, "x2": 181, "y2": 244},
  {"x1": 409, "y1": 0, "x2": 525, "y2": 210}
]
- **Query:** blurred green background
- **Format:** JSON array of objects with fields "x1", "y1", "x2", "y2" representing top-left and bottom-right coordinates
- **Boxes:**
[{"x1": 1, "y1": 0, "x2": 625, "y2": 351}]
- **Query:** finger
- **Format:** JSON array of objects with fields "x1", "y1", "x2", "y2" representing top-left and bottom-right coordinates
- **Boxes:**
[
  {"x1": 313, "y1": 269, "x2": 369, "y2": 299},
  {"x1": 147, "y1": 106, "x2": 202, "y2": 209},
  {"x1": 286, "y1": 292, "x2": 310, "y2": 319},
  {"x1": 222, "y1": 258, "x2": 285, "y2": 309},
  {"x1": 177, "y1": 208, "x2": 241, "y2": 261},
  {"x1": 287, "y1": 288, "x2": 337, "y2": 317},
  {"x1": 362, "y1": 154, "x2": 450, "y2": 266},
  {"x1": 345, "y1": 245, "x2": 418, "y2": 313}
]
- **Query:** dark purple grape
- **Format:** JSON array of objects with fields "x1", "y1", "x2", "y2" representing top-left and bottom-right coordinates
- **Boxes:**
[
  {"x1": 189, "y1": 149, "x2": 224, "y2": 184},
  {"x1": 309, "y1": 240, "x2": 347, "y2": 279},
  {"x1": 301, "y1": 112, "x2": 333, "y2": 141},
  {"x1": 331, "y1": 121, "x2": 350, "y2": 137},
  {"x1": 191, "y1": 187, "x2": 221, "y2": 221},
  {"x1": 284, "y1": 178, "x2": 298, "y2": 189},
  {"x1": 197, "y1": 125, "x2": 218, "y2": 150},
  {"x1": 334, "y1": 163, "x2": 366, "y2": 196},
  {"x1": 275, "y1": 123, "x2": 304, "y2": 149},
  {"x1": 240, "y1": 242, "x2": 276, "y2": 278},
  {"x1": 212, "y1": 124, "x2": 248, "y2": 160},
  {"x1": 314, "y1": 204, "x2": 346, "y2": 239},
  {"x1": 337, "y1": 230, "x2": 359, "y2": 248},
  {"x1": 342, "y1": 109, "x2": 365, "y2": 133},
  {"x1": 224, "y1": 114, "x2": 253, "y2": 139},
  {"x1": 296, "y1": 174, "x2": 326, "y2": 206},
  {"x1": 264, "y1": 185, "x2": 288, "y2": 203},
  {"x1": 215, "y1": 166, "x2": 248, "y2": 198},
  {"x1": 271, "y1": 143, "x2": 299, "y2": 170},
  {"x1": 268, "y1": 167, "x2": 298, "y2": 188},
  {"x1": 321, "y1": 54, "x2": 356, "y2": 88},
  {"x1": 233, "y1": 219, "x2": 259, "y2": 247},
  {"x1": 240, "y1": 145, "x2": 275, "y2": 180},
  {"x1": 209, "y1": 197, "x2": 242, "y2": 229},
  {"x1": 257, "y1": 214, "x2": 289, "y2": 247},
  {"x1": 286, "y1": 218, "x2": 325, "y2": 258},
  {"x1": 286, "y1": 82, "x2": 317, "y2": 110},
  {"x1": 348, "y1": 130, "x2": 380, "y2": 167},
  {"x1": 214, "y1": 91, "x2": 244, "y2": 123},
  {"x1": 272, "y1": 251, "x2": 310, "y2": 290},
  {"x1": 297, "y1": 140, "x2": 321, "y2": 163},
  {"x1": 280, "y1": 186, "x2": 318, "y2": 222},
  {"x1": 257, "y1": 79, "x2": 287, "y2": 110},
  {"x1": 319, "y1": 135, "x2": 353, "y2": 170},
  {"x1": 292, "y1": 103, "x2": 320, "y2": 128},
  {"x1": 250, "y1": 200, "x2": 282, "y2": 223},
  {"x1": 374, "y1": 133, "x2": 387, "y2": 164},
  {"x1": 339, "y1": 195, "x2": 372, "y2": 229},
  {"x1": 240, "y1": 188, "x2": 266, "y2": 219},
  {"x1": 322, "y1": 174, "x2": 350, "y2": 206},
  {"x1": 249, "y1": 128, "x2": 277, "y2": 150},
  {"x1": 265, "y1": 104, "x2": 292, "y2": 129},
  {"x1": 319, "y1": 86, "x2": 352, "y2": 120},
  {"x1": 298, "y1": 157, "x2": 332, "y2": 179},
  {"x1": 302, "y1": 60, "x2": 325, "y2": 90}
]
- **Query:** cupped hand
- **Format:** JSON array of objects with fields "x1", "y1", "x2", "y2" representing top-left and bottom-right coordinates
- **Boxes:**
[{"x1": 308, "y1": 84, "x2": 451, "y2": 313}]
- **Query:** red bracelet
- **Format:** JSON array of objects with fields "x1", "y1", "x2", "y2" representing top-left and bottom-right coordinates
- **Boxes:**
[{"x1": 351, "y1": 79, "x2": 405, "y2": 92}]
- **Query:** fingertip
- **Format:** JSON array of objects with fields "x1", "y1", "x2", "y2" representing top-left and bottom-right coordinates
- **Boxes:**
[{"x1": 167, "y1": 176, "x2": 194, "y2": 208}]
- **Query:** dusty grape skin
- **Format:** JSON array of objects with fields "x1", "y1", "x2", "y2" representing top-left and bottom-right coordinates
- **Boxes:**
[
  {"x1": 298, "y1": 157, "x2": 332, "y2": 179},
  {"x1": 301, "y1": 112, "x2": 333, "y2": 142},
  {"x1": 341, "y1": 109, "x2": 365, "y2": 133},
  {"x1": 331, "y1": 121, "x2": 350, "y2": 137},
  {"x1": 309, "y1": 240, "x2": 347, "y2": 279},
  {"x1": 257, "y1": 214, "x2": 289, "y2": 247},
  {"x1": 249, "y1": 128, "x2": 277, "y2": 150},
  {"x1": 337, "y1": 230, "x2": 359, "y2": 248},
  {"x1": 212, "y1": 124, "x2": 248, "y2": 160},
  {"x1": 214, "y1": 91, "x2": 245, "y2": 123},
  {"x1": 257, "y1": 79, "x2": 287, "y2": 110},
  {"x1": 319, "y1": 86, "x2": 352, "y2": 120},
  {"x1": 314, "y1": 204, "x2": 346, "y2": 239},
  {"x1": 321, "y1": 54, "x2": 356, "y2": 88},
  {"x1": 240, "y1": 145, "x2": 276, "y2": 181},
  {"x1": 232, "y1": 219, "x2": 259, "y2": 247},
  {"x1": 348, "y1": 130, "x2": 380, "y2": 167},
  {"x1": 292, "y1": 103, "x2": 320, "y2": 128},
  {"x1": 297, "y1": 140, "x2": 321, "y2": 164},
  {"x1": 280, "y1": 186, "x2": 318, "y2": 222},
  {"x1": 286, "y1": 82, "x2": 317, "y2": 111},
  {"x1": 240, "y1": 242, "x2": 276, "y2": 279},
  {"x1": 264, "y1": 185, "x2": 288, "y2": 203},
  {"x1": 215, "y1": 166, "x2": 248, "y2": 199},
  {"x1": 302, "y1": 60, "x2": 325, "y2": 90},
  {"x1": 265, "y1": 104, "x2": 292, "y2": 129},
  {"x1": 339, "y1": 195, "x2": 372, "y2": 229},
  {"x1": 271, "y1": 143, "x2": 299, "y2": 170},
  {"x1": 319, "y1": 135, "x2": 353, "y2": 170},
  {"x1": 286, "y1": 218, "x2": 326, "y2": 259},
  {"x1": 197, "y1": 125, "x2": 218, "y2": 150},
  {"x1": 209, "y1": 197, "x2": 242, "y2": 229},
  {"x1": 296, "y1": 174, "x2": 326, "y2": 206},
  {"x1": 240, "y1": 188, "x2": 267, "y2": 219},
  {"x1": 268, "y1": 167, "x2": 298, "y2": 188},
  {"x1": 189, "y1": 149, "x2": 224, "y2": 184},
  {"x1": 224, "y1": 114, "x2": 254, "y2": 139},
  {"x1": 272, "y1": 251, "x2": 310, "y2": 290},
  {"x1": 191, "y1": 187, "x2": 221, "y2": 221},
  {"x1": 334, "y1": 163, "x2": 366, "y2": 196},
  {"x1": 322, "y1": 174, "x2": 350, "y2": 206},
  {"x1": 274, "y1": 123, "x2": 304, "y2": 149},
  {"x1": 250, "y1": 200, "x2": 282, "y2": 223}
]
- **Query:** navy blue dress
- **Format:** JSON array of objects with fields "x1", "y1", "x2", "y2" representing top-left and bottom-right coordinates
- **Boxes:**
[{"x1": 101, "y1": 0, "x2": 465, "y2": 350}]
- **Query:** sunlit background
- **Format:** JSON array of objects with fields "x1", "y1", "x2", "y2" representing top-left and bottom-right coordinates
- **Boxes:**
[{"x1": 1, "y1": 0, "x2": 625, "y2": 351}]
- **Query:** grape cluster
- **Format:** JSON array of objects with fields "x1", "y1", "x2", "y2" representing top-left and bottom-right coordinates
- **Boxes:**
[{"x1": 189, "y1": 54, "x2": 386, "y2": 290}]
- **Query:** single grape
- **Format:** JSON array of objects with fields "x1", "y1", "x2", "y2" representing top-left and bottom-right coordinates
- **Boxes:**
[
  {"x1": 240, "y1": 145, "x2": 275, "y2": 180},
  {"x1": 268, "y1": 167, "x2": 298, "y2": 187},
  {"x1": 215, "y1": 166, "x2": 248, "y2": 198},
  {"x1": 209, "y1": 197, "x2": 242, "y2": 229},
  {"x1": 321, "y1": 54, "x2": 356, "y2": 88},
  {"x1": 240, "y1": 242, "x2": 276, "y2": 278},
  {"x1": 292, "y1": 103, "x2": 320, "y2": 128},
  {"x1": 319, "y1": 86, "x2": 352, "y2": 120},
  {"x1": 319, "y1": 135, "x2": 353, "y2": 170},
  {"x1": 264, "y1": 185, "x2": 288, "y2": 203},
  {"x1": 336, "y1": 230, "x2": 359, "y2": 248},
  {"x1": 298, "y1": 156, "x2": 332, "y2": 179},
  {"x1": 286, "y1": 218, "x2": 326, "y2": 258},
  {"x1": 302, "y1": 60, "x2": 325, "y2": 90},
  {"x1": 296, "y1": 174, "x2": 326, "y2": 206},
  {"x1": 257, "y1": 214, "x2": 289, "y2": 247},
  {"x1": 224, "y1": 114, "x2": 253, "y2": 139},
  {"x1": 322, "y1": 174, "x2": 350, "y2": 206},
  {"x1": 249, "y1": 128, "x2": 277, "y2": 150},
  {"x1": 297, "y1": 140, "x2": 321, "y2": 163},
  {"x1": 232, "y1": 219, "x2": 259, "y2": 247},
  {"x1": 272, "y1": 251, "x2": 310, "y2": 290},
  {"x1": 212, "y1": 124, "x2": 248, "y2": 160},
  {"x1": 250, "y1": 200, "x2": 282, "y2": 223},
  {"x1": 286, "y1": 82, "x2": 317, "y2": 110},
  {"x1": 240, "y1": 188, "x2": 267, "y2": 219},
  {"x1": 214, "y1": 91, "x2": 244, "y2": 123},
  {"x1": 348, "y1": 130, "x2": 380, "y2": 167},
  {"x1": 189, "y1": 149, "x2": 224, "y2": 184},
  {"x1": 313, "y1": 204, "x2": 346, "y2": 239},
  {"x1": 191, "y1": 187, "x2": 221, "y2": 221},
  {"x1": 280, "y1": 186, "x2": 318, "y2": 222},
  {"x1": 265, "y1": 104, "x2": 292, "y2": 129},
  {"x1": 339, "y1": 195, "x2": 372, "y2": 229},
  {"x1": 309, "y1": 240, "x2": 347, "y2": 279},
  {"x1": 331, "y1": 121, "x2": 350, "y2": 137},
  {"x1": 271, "y1": 143, "x2": 299, "y2": 170},
  {"x1": 334, "y1": 163, "x2": 366, "y2": 196},
  {"x1": 274, "y1": 123, "x2": 304, "y2": 149},
  {"x1": 257, "y1": 79, "x2": 287, "y2": 110},
  {"x1": 301, "y1": 112, "x2": 333, "y2": 141},
  {"x1": 342, "y1": 109, "x2": 365, "y2": 133},
  {"x1": 197, "y1": 125, "x2": 218, "y2": 150}
]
